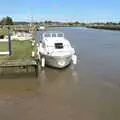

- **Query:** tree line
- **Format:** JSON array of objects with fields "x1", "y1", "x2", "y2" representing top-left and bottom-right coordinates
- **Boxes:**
[
  {"x1": 0, "y1": 16, "x2": 120, "y2": 26},
  {"x1": 0, "y1": 16, "x2": 83, "y2": 26},
  {"x1": 0, "y1": 16, "x2": 13, "y2": 25}
]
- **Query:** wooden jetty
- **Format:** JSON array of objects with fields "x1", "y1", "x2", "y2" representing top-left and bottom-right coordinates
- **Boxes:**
[
  {"x1": 0, "y1": 59, "x2": 40, "y2": 77},
  {"x1": 0, "y1": 59, "x2": 36, "y2": 67},
  {"x1": 0, "y1": 23, "x2": 41, "y2": 76}
]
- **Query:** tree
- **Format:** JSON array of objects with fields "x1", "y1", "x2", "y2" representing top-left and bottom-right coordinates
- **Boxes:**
[
  {"x1": 47, "y1": 21, "x2": 52, "y2": 24},
  {"x1": 44, "y1": 20, "x2": 48, "y2": 24},
  {"x1": 68, "y1": 22, "x2": 73, "y2": 26},
  {"x1": 0, "y1": 16, "x2": 13, "y2": 25},
  {"x1": 74, "y1": 21, "x2": 80, "y2": 24}
]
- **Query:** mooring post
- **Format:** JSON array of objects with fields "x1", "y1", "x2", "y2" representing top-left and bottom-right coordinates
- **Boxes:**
[
  {"x1": 8, "y1": 32, "x2": 12, "y2": 56},
  {"x1": 35, "y1": 59, "x2": 41, "y2": 77},
  {"x1": 35, "y1": 65, "x2": 38, "y2": 77}
]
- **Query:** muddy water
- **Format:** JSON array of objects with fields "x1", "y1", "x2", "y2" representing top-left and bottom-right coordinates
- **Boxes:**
[{"x1": 0, "y1": 27, "x2": 120, "y2": 120}]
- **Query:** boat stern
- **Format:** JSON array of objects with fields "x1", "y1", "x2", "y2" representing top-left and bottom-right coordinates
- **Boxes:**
[{"x1": 45, "y1": 55, "x2": 72, "y2": 68}]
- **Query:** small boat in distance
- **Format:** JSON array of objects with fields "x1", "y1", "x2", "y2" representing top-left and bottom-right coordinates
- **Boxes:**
[
  {"x1": 37, "y1": 26, "x2": 46, "y2": 31},
  {"x1": 36, "y1": 31, "x2": 77, "y2": 68}
]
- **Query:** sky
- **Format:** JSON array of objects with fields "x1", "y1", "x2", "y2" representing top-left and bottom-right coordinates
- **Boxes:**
[{"x1": 0, "y1": 0, "x2": 120, "y2": 22}]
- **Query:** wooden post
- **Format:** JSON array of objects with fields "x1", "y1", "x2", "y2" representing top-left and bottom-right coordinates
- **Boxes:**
[
  {"x1": 8, "y1": 32, "x2": 12, "y2": 56},
  {"x1": 35, "y1": 59, "x2": 41, "y2": 77}
]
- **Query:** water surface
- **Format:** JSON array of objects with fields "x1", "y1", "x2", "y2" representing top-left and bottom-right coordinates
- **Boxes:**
[{"x1": 0, "y1": 27, "x2": 120, "y2": 120}]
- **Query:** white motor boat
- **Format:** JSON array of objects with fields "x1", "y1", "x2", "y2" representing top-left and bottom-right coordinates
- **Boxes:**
[
  {"x1": 37, "y1": 31, "x2": 77, "y2": 68},
  {"x1": 37, "y1": 26, "x2": 46, "y2": 31}
]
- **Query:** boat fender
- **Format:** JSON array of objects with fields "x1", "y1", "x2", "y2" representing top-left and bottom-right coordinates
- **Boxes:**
[
  {"x1": 32, "y1": 51, "x2": 35, "y2": 57},
  {"x1": 41, "y1": 57, "x2": 45, "y2": 67},
  {"x1": 36, "y1": 43, "x2": 39, "y2": 47},
  {"x1": 32, "y1": 41, "x2": 35, "y2": 46},
  {"x1": 72, "y1": 55, "x2": 77, "y2": 64}
]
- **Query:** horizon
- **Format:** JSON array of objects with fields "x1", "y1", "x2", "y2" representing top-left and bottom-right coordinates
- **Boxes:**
[
  {"x1": 0, "y1": 0, "x2": 120, "y2": 23},
  {"x1": 4, "y1": 18, "x2": 120, "y2": 24}
]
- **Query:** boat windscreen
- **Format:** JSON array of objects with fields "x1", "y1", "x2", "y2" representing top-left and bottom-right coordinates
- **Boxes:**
[
  {"x1": 52, "y1": 33, "x2": 56, "y2": 37},
  {"x1": 55, "y1": 43, "x2": 63, "y2": 49},
  {"x1": 57, "y1": 33, "x2": 64, "y2": 37}
]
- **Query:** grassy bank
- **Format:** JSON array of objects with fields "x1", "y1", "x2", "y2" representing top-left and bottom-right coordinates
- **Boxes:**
[
  {"x1": 86, "y1": 24, "x2": 120, "y2": 31},
  {"x1": 0, "y1": 40, "x2": 33, "y2": 60}
]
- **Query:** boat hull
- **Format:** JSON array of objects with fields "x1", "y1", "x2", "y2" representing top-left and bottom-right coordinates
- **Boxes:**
[{"x1": 44, "y1": 55, "x2": 72, "y2": 68}]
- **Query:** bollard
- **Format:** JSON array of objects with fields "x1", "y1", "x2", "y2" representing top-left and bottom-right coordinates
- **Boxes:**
[
  {"x1": 41, "y1": 57, "x2": 45, "y2": 67},
  {"x1": 32, "y1": 51, "x2": 35, "y2": 57},
  {"x1": 72, "y1": 55, "x2": 77, "y2": 65}
]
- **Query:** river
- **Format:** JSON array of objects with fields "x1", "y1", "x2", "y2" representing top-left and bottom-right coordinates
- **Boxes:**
[{"x1": 0, "y1": 27, "x2": 120, "y2": 120}]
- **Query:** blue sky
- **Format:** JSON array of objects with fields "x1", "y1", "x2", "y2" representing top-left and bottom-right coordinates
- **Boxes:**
[{"x1": 0, "y1": 0, "x2": 120, "y2": 22}]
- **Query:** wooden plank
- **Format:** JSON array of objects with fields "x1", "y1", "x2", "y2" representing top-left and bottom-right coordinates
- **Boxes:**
[
  {"x1": 0, "y1": 59, "x2": 37, "y2": 67},
  {"x1": 0, "y1": 39, "x2": 8, "y2": 42},
  {"x1": 0, "y1": 52, "x2": 9, "y2": 55}
]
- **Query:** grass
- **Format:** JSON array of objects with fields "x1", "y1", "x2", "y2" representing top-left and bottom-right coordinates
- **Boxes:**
[
  {"x1": 0, "y1": 40, "x2": 33, "y2": 60},
  {"x1": 0, "y1": 42, "x2": 8, "y2": 51}
]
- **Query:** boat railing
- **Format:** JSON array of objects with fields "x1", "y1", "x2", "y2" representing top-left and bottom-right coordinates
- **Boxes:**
[{"x1": 42, "y1": 32, "x2": 64, "y2": 38}]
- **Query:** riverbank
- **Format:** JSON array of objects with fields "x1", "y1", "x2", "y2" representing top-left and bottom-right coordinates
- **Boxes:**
[
  {"x1": 0, "y1": 23, "x2": 39, "y2": 76},
  {"x1": 0, "y1": 39, "x2": 38, "y2": 77},
  {"x1": 86, "y1": 24, "x2": 120, "y2": 31},
  {"x1": 0, "y1": 40, "x2": 33, "y2": 60}
]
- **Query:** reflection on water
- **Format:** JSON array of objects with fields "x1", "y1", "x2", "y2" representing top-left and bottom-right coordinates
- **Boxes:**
[
  {"x1": 0, "y1": 64, "x2": 79, "y2": 93},
  {"x1": 38, "y1": 65, "x2": 79, "y2": 88},
  {"x1": 0, "y1": 72, "x2": 38, "y2": 92}
]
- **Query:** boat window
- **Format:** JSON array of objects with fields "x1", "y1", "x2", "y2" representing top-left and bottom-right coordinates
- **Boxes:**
[
  {"x1": 44, "y1": 33, "x2": 51, "y2": 37},
  {"x1": 57, "y1": 33, "x2": 63, "y2": 37},
  {"x1": 52, "y1": 33, "x2": 56, "y2": 37},
  {"x1": 55, "y1": 43, "x2": 63, "y2": 49}
]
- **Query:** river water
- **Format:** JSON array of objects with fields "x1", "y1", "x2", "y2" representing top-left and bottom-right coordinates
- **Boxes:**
[{"x1": 0, "y1": 27, "x2": 120, "y2": 120}]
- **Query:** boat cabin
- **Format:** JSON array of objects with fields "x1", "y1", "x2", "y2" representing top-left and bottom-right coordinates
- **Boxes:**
[{"x1": 38, "y1": 31, "x2": 72, "y2": 52}]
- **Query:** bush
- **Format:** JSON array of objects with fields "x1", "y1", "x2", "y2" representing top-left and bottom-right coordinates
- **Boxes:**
[{"x1": 0, "y1": 34, "x2": 4, "y2": 39}]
